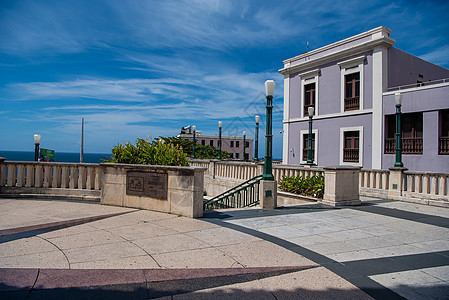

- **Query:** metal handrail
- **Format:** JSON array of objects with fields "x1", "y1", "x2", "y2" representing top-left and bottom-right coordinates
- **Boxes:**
[
  {"x1": 203, "y1": 175, "x2": 262, "y2": 210},
  {"x1": 387, "y1": 78, "x2": 449, "y2": 92}
]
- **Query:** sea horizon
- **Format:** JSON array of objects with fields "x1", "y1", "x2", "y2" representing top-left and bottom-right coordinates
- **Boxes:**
[{"x1": 0, "y1": 150, "x2": 111, "y2": 164}]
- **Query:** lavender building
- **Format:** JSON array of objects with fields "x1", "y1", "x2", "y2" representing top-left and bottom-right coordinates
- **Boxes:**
[{"x1": 280, "y1": 26, "x2": 449, "y2": 172}]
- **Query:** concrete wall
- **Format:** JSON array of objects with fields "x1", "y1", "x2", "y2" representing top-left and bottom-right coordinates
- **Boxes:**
[
  {"x1": 101, "y1": 163, "x2": 206, "y2": 218},
  {"x1": 388, "y1": 47, "x2": 449, "y2": 88}
]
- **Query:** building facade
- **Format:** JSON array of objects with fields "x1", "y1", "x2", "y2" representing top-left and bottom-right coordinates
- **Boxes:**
[
  {"x1": 178, "y1": 129, "x2": 254, "y2": 160},
  {"x1": 280, "y1": 26, "x2": 449, "y2": 172}
]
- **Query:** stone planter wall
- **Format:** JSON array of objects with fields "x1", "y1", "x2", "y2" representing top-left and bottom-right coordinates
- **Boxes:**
[{"x1": 100, "y1": 163, "x2": 206, "y2": 218}]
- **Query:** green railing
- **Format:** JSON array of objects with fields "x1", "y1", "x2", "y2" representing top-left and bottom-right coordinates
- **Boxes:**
[{"x1": 203, "y1": 175, "x2": 263, "y2": 210}]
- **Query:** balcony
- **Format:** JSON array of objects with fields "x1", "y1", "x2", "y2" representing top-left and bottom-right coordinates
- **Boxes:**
[
  {"x1": 344, "y1": 96, "x2": 359, "y2": 111},
  {"x1": 385, "y1": 137, "x2": 423, "y2": 154},
  {"x1": 343, "y1": 148, "x2": 359, "y2": 162},
  {"x1": 440, "y1": 137, "x2": 449, "y2": 155}
]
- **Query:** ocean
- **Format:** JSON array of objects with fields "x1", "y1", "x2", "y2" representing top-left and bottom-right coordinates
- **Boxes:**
[{"x1": 0, "y1": 151, "x2": 111, "y2": 164}]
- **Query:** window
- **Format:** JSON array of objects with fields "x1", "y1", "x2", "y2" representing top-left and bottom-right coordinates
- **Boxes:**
[
  {"x1": 235, "y1": 153, "x2": 240, "y2": 159},
  {"x1": 299, "y1": 69, "x2": 319, "y2": 117},
  {"x1": 304, "y1": 83, "x2": 315, "y2": 117},
  {"x1": 344, "y1": 73, "x2": 360, "y2": 111},
  {"x1": 245, "y1": 141, "x2": 249, "y2": 148},
  {"x1": 302, "y1": 133, "x2": 315, "y2": 162},
  {"x1": 230, "y1": 141, "x2": 234, "y2": 148},
  {"x1": 236, "y1": 141, "x2": 240, "y2": 148},
  {"x1": 385, "y1": 113, "x2": 423, "y2": 154},
  {"x1": 340, "y1": 126, "x2": 363, "y2": 166},
  {"x1": 299, "y1": 129, "x2": 318, "y2": 164},
  {"x1": 201, "y1": 140, "x2": 205, "y2": 146},
  {"x1": 439, "y1": 110, "x2": 449, "y2": 155},
  {"x1": 338, "y1": 56, "x2": 365, "y2": 113},
  {"x1": 343, "y1": 131, "x2": 359, "y2": 162},
  {"x1": 210, "y1": 140, "x2": 214, "y2": 146},
  {"x1": 229, "y1": 153, "x2": 233, "y2": 158}
]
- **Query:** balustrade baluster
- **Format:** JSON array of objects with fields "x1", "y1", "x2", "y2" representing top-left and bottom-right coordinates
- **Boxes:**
[
  {"x1": 69, "y1": 166, "x2": 78, "y2": 189},
  {"x1": 423, "y1": 174, "x2": 430, "y2": 194},
  {"x1": 78, "y1": 166, "x2": 86, "y2": 189},
  {"x1": 52, "y1": 166, "x2": 61, "y2": 188},
  {"x1": 25, "y1": 165, "x2": 34, "y2": 187},
  {"x1": 43, "y1": 165, "x2": 51, "y2": 188},
  {"x1": 16, "y1": 165, "x2": 25, "y2": 187},
  {"x1": 431, "y1": 175, "x2": 438, "y2": 195},
  {"x1": 7, "y1": 164, "x2": 16, "y2": 187},
  {"x1": 35, "y1": 165, "x2": 43, "y2": 188},
  {"x1": 95, "y1": 167, "x2": 101, "y2": 190}
]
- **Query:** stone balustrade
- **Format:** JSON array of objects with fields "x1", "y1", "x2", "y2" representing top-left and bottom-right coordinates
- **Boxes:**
[{"x1": 0, "y1": 160, "x2": 101, "y2": 201}]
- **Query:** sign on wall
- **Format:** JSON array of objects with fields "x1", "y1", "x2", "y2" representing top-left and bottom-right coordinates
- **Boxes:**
[
  {"x1": 126, "y1": 171, "x2": 168, "y2": 200},
  {"x1": 40, "y1": 148, "x2": 55, "y2": 162}
]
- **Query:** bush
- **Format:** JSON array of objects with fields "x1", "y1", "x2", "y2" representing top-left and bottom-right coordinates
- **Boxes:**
[
  {"x1": 279, "y1": 174, "x2": 324, "y2": 199},
  {"x1": 105, "y1": 138, "x2": 189, "y2": 166},
  {"x1": 161, "y1": 136, "x2": 232, "y2": 159}
]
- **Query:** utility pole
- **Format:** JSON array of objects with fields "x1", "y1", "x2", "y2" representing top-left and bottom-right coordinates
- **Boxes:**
[{"x1": 80, "y1": 118, "x2": 84, "y2": 163}]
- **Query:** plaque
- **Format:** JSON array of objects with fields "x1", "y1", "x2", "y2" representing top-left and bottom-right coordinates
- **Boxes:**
[{"x1": 126, "y1": 171, "x2": 168, "y2": 200}]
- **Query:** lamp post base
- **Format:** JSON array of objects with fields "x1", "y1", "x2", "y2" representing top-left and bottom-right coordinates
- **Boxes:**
[{"x1": 260, "y1": 180, "x2": 277, "y2": 209}]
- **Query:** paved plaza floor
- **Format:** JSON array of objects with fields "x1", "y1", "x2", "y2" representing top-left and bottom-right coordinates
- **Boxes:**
[{"x1": 0, "y1": 197, "x2": 448, "y2": 299}]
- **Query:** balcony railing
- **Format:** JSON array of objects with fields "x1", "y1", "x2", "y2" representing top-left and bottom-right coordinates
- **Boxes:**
[
  {"x1": 343, "y1": 148, "x2": 359, "y2": 162},
  {"x1": 344, "y1": 96, "x2": 359, "y2": 111},
  {"x1": 385, "y1": 138, "x2": 423, "y2": 154},
  {"x1": 440, "y1": 137, "x2": 449, "y2": 155}
]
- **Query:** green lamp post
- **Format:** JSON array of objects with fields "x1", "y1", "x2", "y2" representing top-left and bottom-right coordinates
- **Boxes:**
[
  {"x1": 243, "y1": 130, "x2": 247, "y2": 161},
  {"x1": 254, "y1": 115, "x2": 260, "y2": 161},
  {"x1": 394, "y1": 93, "x2": 404, "y2": 167},
  {"x1": 218, "y1": 121, "x2": 222, "y2": 159},
  {"x1": 307, "y1": 106, "x2": 314, "y2": 164},
  {"x1": 192, "y1": 125, "x2": 196, "y2": 158},
  {"x1": 262, "y1": 80, "x2": 275, "y2": 181}
]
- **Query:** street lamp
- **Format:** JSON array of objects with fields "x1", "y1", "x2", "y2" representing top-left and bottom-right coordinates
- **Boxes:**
[
  {"x1": 307, "y1": 106, "x2": 315, "y2": 164},
  {"x1": 34, "y1": 134, "x2": 41, "y2": 162},
  {"x1": 218, "y1": 121, "x2": 222, "y2": 159},
  {"x1": 263, "y1": 80, "x2": 275, "y2": 181},
  {"x1": 192, "y1": 125, "x2": 196, "y2": 159},
  {"x1": 254, "y1": 115, "x2": 260, "y2": 161},
  {"x1": 243, "y1": 130, "x2": 247, "y2": 161},
  {"x1": 394, "y1": 93, "x2": 404, "y2": 167}
]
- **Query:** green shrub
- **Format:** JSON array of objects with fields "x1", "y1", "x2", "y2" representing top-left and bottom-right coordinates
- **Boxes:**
[
  {"x1": 105, "y1": 138, "x2": 189, "y2": 166},
  {"x1": 279, "y1": 174, "x2": 324, "y2": 199},
  {"x1": 161, "y1": 136, "x2": 232, "y2": 159}
]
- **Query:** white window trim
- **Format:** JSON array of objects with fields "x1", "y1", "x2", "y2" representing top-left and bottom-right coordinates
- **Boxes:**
[
  {"x1": 339, "y1": 126, "x2": 363, "y2": 167},
  {"x1": 299, "y1": 69, "x2": 320, "y2": 117},
  {"x1": 300, "y1": 129, "x2": 318, "y2": 165},
  {"x1": 339, "y1": 56, "x2": 365, "y2": 113}
]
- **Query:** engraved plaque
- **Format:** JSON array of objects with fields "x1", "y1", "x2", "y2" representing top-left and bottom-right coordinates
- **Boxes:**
[{"x1": 126, "y1": 171, "x2": 168, "y2": 200}]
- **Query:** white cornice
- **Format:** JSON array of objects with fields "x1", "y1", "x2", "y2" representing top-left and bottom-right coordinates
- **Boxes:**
[
  {"x1": 279, "y1": 27, "x2": 395, "y2": 75},
  {"x1": 337, "y1": 55, "x2": 366, "y2": 69},
  {"x1": 298, "y1": 68, "x2": 320, "y2": 79}
]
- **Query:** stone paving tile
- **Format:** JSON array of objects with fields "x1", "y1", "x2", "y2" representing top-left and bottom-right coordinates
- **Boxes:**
[
  {"x1": 421, "y1": 265, "x2": 449, "y2": 282},
  {"x1": 319, "y1": 228, "x2": 375, "y2": 241},
  {"x1": 322, "y1": 218, "x2": 377, "y2": 230},
  {"x1": 369, "y1": 244, "x2": 430, "y2": 257},
  {"x1": 369, "y1": 269, "x2": 449, "y2": 300},
  {"x1": 227, "y1": 216, "x2": 292, "y2": 230},
  {"x1": 70, "y1": 255, "x2": 161, "y2": 269},
  {"x1": 346, "y1": 235, "x2": 406, "y2": 250},
  {"x1": 152, "y1": 216, "x2": 221, "y2": 233},
  {"x1": 107, "y1": 222, "x2": 179, "y2": 241},
  {"x1": 410, "y1": 239, "x2": 449, "y2": 252},
  {"x1": 305, "y1": 240, "x2": 364, "y2": 255},
  {"x1": 355, "y1": 225, "x2": 400, "y2": 237},
  {"x1": 0, "y1": 250, "x2": 69, "y2": 268},
  {"x1": 152, "y1": 247, "x2": 241, "y2": 268},
  {"x1": 186, "y1": 227, "x2": 259, "y2": 247},
  {"x1": 37, "y1": 223, "x2": 99, "y2": 239},
  {"x1": 0, "y1": 236, "x2": 57, "y2": 257},
  {"x1": 46, "y1": 229, "x2": 127, "y2": 250},
  {"x1": 63, "y1": 241, "x2": 147, "y2": 264},
  {"x1": 326, "y1": 249, "x2": 383, "y2": 262},
  {"x1": 133, "y1": 233, "x2": 210, "y2": 254},
  {"x1": 217, "y1": 240, "x2": 316, "y2": 268},
  {"x1": 288, "y1": 234, "x2": 339, "y2": 246}
]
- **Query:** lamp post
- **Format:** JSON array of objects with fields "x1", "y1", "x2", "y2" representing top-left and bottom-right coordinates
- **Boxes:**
[
  {"x1": 307, "y1": 106, "x2": 315, "y2": 164},
  {"x1": 218, "y1": 121, "x2": 222, "y2": 159},
  {"x1": 263, "y1": 80, "x2": 275, "y2": 181},
  {"x1": 394, "y1": 93, "x2": 404, "y2": 167},
  {"x1": 243, "y1": 130, "x2": 247, "y2": 161},
  {"x1": 34, "y1": 134, "x2": 41, "y2": 162},
  {"x1": 192, "y1": 125, "x2": 196, "y2": 158},
  {"x1": 254, "y1": 115, "x2": 260, "y2": 161}
]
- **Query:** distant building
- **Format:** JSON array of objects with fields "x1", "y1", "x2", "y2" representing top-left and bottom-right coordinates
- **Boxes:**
[
  {"x1": 279, "y1": 26, "x2": 449, "y2": 172},
  {"x1": 178, "y1": 126, "x2": 254, "y2": 160}
]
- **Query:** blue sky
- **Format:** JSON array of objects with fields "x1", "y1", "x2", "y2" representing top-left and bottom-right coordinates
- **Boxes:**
[{"x1": 1, "y1": 0, "x2": 448, "y2": 158}]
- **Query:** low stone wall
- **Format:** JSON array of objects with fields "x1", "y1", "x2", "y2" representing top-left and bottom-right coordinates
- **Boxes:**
[{"x1": 100, "y1": 163, "x2": 206, "y2": 218}]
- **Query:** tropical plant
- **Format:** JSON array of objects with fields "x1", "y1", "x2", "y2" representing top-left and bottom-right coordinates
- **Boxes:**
[
  {"x1": 161, "y1": 136, "x2": 232, "y2": 159},
  {"x1": 279, "y1": 174, "x2": 324, "y2": 198},
  {"x1": 105, "y1": 138, "x2": 189, "y2": 166}
]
